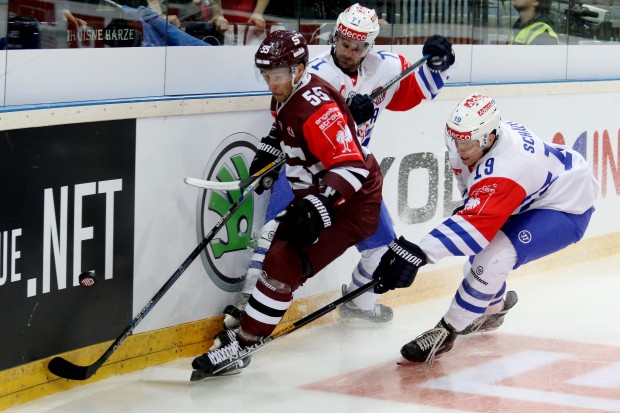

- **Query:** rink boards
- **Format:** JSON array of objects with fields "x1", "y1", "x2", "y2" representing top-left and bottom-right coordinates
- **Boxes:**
[{"x1": 1, "y1": 82, "x2": 620, "y2": 410}]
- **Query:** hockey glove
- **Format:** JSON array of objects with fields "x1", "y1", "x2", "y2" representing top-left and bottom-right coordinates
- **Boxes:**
[
  {"x1": 250, "y1": 134, "x2": 283, "y2": 194},
  {"x1": 276, "y1": 194, "x2": 334, "y2": 247},
  {"x1": 347, "y1": 94, "x2": 375, "y2": 125},
  {"x1": 423, "y1": 35, "x2": 455, "y2": 72},
  {"x1": 373, "y1": 236, "x2": 427, "y2": 294}
]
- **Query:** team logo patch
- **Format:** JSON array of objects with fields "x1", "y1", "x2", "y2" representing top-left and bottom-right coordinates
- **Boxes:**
[{"x1": 518, "y1": 230, "x2": 532, "y2": 244}]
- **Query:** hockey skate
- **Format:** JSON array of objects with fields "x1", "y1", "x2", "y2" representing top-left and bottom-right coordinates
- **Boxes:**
[
  {"x1": 460, "y1": 290, "x2": 518, "y2": 335},
  {"x1": 222, "y1": 293, "x2": 249, "y2": 330},
  {"x1": 191, "y1": 330, "x2": 251, "y2": 380},
  {"x1": 338, "y1": 284, "x2": 394, "y2": 323},
  {"x1": 399, "y1": 318, "x2": 457, "y2": 364}
]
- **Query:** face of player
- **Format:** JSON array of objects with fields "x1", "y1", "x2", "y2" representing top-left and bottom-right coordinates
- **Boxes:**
[
  {"x1": 333, "y1": 36, "x2": 369, "y2": 71},
  {"x1": 453, "y1": 133, "x2": 496, "y2": 166},
  {"x1": 260, "y1": 65, "x2": 303, "y2": 102}
]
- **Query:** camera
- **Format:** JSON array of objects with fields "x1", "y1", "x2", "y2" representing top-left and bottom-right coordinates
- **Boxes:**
[{"x1": 184, "y1": 21, "x2": 224, "y2": 45}]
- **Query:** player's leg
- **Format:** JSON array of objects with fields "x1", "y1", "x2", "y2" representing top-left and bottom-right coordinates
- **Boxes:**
[
  {"x1": 222, "y1": 168, "x2": 293, "y2": 329},
  {"x1": 193, "y1": 200, "x2": 380, "y2": 375},
  {"x1": 400, "y1": 206, "x2": 594, "y2": 363},
  {"x1": 400, "y1": 230, "x2": 517, "y2": 363},
  {"x1": 340, "y1": 201, "x2": 396, "y2": 323}
]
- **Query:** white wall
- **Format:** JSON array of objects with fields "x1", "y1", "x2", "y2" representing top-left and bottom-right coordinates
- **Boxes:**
[{"x1": 129, "y1": 85, "x2": 620, "y2": 333}]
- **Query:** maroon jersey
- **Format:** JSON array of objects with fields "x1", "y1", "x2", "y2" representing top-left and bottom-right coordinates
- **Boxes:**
[{"x1": 269, "y1": 73, "x2": 382, "y2": 205}]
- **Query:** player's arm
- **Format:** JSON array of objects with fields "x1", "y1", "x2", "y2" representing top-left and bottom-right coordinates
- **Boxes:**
[
  {"x1": 276, "y1": 101, "x2": 368, "y2": 247},
  {"x1": 303, "y1": 102, "x2": 369, "y2": 203},
  {"x1": 418, "y1": 176, "x2": 527, "y2": 264},
  {"x1": 387, "y1": 36, "x2": 456, "y2": 111}
]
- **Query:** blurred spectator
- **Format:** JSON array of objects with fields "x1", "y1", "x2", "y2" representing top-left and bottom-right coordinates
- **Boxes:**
[
  {"x1": 509, "y1": 0, "x2": 560, "y2": 44},
  {"x1": 179, "y1": 0, "x2": 226, "y2": 45},
  {"x1": 6, "y1": 15, "x2": 41, "y2": 49}
]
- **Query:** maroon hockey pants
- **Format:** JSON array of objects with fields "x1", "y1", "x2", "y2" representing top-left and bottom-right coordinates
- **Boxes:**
[{"x1": 238, "y1": 198, "x2": 381, "y2": 344}]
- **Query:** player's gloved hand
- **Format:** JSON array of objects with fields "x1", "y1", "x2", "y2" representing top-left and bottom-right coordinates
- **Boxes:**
[
  {"x1": 276, "y1": 194, "x2": 333, "y2": 247},
  {"x1": 423, "y1": 35, "x2": 455, "y2": 72},
  {"x1": 373, "y1": 236, "x2": 427, "y2": 294},
  {"x1": 249, "y1": 134, "x2": 283, "y2": 195},
  {"x1": 347, "y1": 94, "x2": 375, "y2": 125}
]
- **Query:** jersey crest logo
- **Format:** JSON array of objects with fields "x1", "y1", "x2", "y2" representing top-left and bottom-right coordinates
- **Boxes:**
[
  {"x1": 466, "y1": 183, "x2": 498, "y2": 212},
  {"x1": 287, "y1": 126, "x2": 295, "y2": 137},
  {"x1": 335, "y1": 122, "x2": 353, "y2": 153}
]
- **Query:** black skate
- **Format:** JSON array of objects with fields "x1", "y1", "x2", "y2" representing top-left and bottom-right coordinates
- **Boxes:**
[
  {"x1": 191, "y1": 330, "x2": 251, "y2": 380},
  {"x1": 222, "y1": 293, "x2": 249, "y2": 330},
  {"x1": 338, "y1": 284, "x2": 393, "y2": 323},
  {"x1": 459, "y1": 290, "x2": 518, "y2": 335},
  {"x1": 400, "y1": 318, "x2": 458, "y2": 364}
]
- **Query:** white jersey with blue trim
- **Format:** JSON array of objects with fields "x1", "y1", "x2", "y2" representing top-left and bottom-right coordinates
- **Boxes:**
[
  {"x1": 307, "y1": 49, "x2": 451, "y2": 146},
  {"x1": 419, "y1": 120, "x2": 599, "y2": 263}
]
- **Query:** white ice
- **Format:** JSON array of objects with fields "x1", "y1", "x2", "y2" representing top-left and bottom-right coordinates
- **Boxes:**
[{"x1": 7, "y1": 254, "x2": 620, "y2": 413}]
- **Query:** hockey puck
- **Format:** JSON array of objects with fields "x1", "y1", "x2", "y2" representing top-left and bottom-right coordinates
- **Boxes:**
[{"x1": 78, "y1": 270, "x2": 98, "y2": 287}]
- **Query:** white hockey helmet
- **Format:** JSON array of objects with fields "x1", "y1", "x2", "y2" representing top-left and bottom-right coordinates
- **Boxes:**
[
  {"x1": 333, "y1": 3, "x2": 380, "y2": 47},
  {"x1": 445, "y1": 93, "x2": 501, "y2": 148}
]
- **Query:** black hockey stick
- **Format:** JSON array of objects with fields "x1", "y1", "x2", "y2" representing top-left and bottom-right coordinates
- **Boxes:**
[
  {"x1": 190, "y1": 279, "x2": 378, "y2": 381},
  {"x1": 368, "y1": 54, "x2": 430, "y2": 101},
  {"x1": 48, "y1": 172, "x2": 266, "y2": 381},
  {"x1": 184, "y1": 158, "x2": 285, "y2": 191}
]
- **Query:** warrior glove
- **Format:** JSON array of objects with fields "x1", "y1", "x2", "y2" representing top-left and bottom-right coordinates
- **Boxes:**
[
  {"x1": 423, "y1": 35, "x2": 455, "y2": 72},
  {"x1": 249, "y1": 134, "x2": 283, "y2": 194},
  {"x1": 276, "y1": 194, "x2": 334, "y2": 247},
  {"x1": 347, "y1": 94, "x2": 375, "y2": 125},
  {"x1": 373, "y1": 236, "x2": 427, "y2": 294}
]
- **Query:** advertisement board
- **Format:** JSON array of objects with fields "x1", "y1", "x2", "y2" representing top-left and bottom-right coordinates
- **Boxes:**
[{"x1": 0, "y1": 120, "x2": 136, "y2": 370}]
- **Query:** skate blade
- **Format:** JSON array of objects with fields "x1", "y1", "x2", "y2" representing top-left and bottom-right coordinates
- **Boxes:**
[
  {"x1": 190, "y1": 368, "x2": 242, "y2": 382},
  {"x1": 396, "y1": 357, "x2": 422, "y2": 366}
]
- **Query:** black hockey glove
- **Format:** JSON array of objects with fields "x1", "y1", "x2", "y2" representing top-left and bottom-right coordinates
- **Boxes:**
[
  {"x1": 373, "y1": 236, "x2": 427, "y2": 294},
  {"x1": 423, "y1": 35, "x2": 455, "y2": 72},
  {"x1": 347, "y1": 94, "x2": 375, "y2": 125},
  {"x1": 250, "y1": 134, "x2": 283, "y2": 194},
  {"x1": 276, "y1": 194, "x2": 334, "y2": 247}
]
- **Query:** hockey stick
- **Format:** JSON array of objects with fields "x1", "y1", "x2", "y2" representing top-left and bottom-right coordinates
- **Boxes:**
[
  {"x1": 48, "y1": 178, "x2": 262, "y2": 381},
  {"x1": 184, "y1": 158, "x2": 285, "y2": 191},
  {"x1": 368, "y1": 54, "x2": 430, "y2": 101},
  {"x1": 190, "y1": 279, "x2": 378, "y2": 381}
]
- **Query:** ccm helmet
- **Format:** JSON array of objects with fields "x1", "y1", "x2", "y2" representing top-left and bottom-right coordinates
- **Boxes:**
[
  {"x1": 333, "y1": 3, "x2": 380, "y2": 47},
  {"x1": 445, "y1": 93, "x2": 501, "y2": 148},
  {"x1": 255, "y1": 30, "x2": 309, "y2": 70}
]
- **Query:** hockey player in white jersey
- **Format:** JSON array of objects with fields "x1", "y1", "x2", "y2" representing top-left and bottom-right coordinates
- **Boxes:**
[
  {"x1": 371, "y1": 92, "x2": 598, "y2": 363},
  {"x1": 222, "y1": 3, "x2": 456, "y2": 328}
]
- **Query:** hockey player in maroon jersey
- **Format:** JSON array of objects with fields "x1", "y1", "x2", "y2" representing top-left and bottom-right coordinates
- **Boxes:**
[
  {"x1": 191, "y1": 30, "x2": 386, "y2": 377},
  {"x1": 223, "y1": 4, "x2": 456, "y2": 329}
]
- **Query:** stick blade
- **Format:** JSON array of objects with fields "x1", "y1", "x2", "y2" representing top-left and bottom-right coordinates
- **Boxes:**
[
  {"x1": 48, "y1": 356, "x2": 94, "y2": 381},
  {"x1": 184, "y1": 177, "x2": 241, "y2": 190}
]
